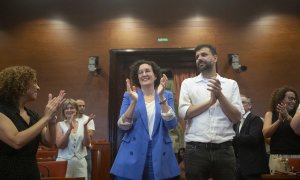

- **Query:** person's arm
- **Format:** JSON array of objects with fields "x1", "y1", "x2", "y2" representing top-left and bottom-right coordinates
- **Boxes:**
[
  {"x1": 178, "y1": 79, "x2": 216, "y2": 120},
  {"x1": 87, "y1": 119, "x2": 95, "y2": 142},
  {"x1": 290, "y1": 110, "x2": 300, "y2": 135},
  {"x1": 83, "y1": 125, "x2": 91, "y2": 146},
  {"x1": 0, "y1": 112, "x2": 52, "y2": 149},
  {"x1": 55, "y1": 122, "x2": 72, "y2": 149},
  {"x1": 40, "y1": 91, "x2": 66, "y2": 147},
  {"x1": 160, "y1": 91, "x2": 178, "y2": 129},
  {"x1": 40, "y1": 118, "x2": 57, "y2": 147},
  {"x1": 217, "y1": 93, "x2": 241, "y2": 124},
  {"x1": 157, "y1": 74, "x2": 174, "y2": 114},
  {"x1": 185, "y1": 98, "x2": 215, "y2": 120},
  {"x1": 117, "y1": 79, "x2": 138, "y2": 130},
  {"x1": 121, "y1": 99, "x2": 137, "y2": 124},
  {"x1": 208, "y1": 78, "x2": 242, "y2": 124},
  {"x1": 0, "y1": 91, "x2": 66, "y2": 149},
  {"x1": 262, "y1": 111, "x2": 282, "y2": 138},
  {"x1": 82, "y1": 114, "x2": 95, "y2": 146}
]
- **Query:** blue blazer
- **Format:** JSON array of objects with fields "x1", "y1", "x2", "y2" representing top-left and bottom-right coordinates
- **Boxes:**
[{"x1": 110, "y1": 89, "x2": 180, "y2": 180}]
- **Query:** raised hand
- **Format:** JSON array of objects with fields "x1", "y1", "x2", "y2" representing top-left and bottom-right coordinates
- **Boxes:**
[
  {"x1": 84, "y1": 113, "x2": 96, "y2": 126},
  {"x1": 44, "y1": 90, "x2": 66, "y2": 120},
  {"x1": 69, "y1": 113, "x2": 75, "y2": 130},
  {"x1": 157, "y1": 74, "x2": 168, "y2": 96},
  {"x1": 207, "y1": 78, "x2": 222, "y2": 99},
  {"x1": 126, "y1": 79, "x2": 138, "y2": 102},
  {"x1": 210, "y1": 91, "x2": 217, "y2": 105},
  {"x1": 277, "y1": 102, "x2": 289, "y2": 122}
]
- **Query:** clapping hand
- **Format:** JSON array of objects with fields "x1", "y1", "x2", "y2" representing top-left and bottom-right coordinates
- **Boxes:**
[
  {"x1": 45, "y1": 90, "x2": 66, "y2": 123},
  {"x1": 69, "y1": 113, "x2": 76, "y2": 130},
  {"x1": 126, "y1": 79, "x2": 138, "y2": 102},
  {"x1": 207, "y1": 78, "x2": 221, "y2": 104},
  {"x1": 277, "y1": 102, "x2": 289, "y2": 122},
  {"x1": 84, "y1": 113, "x2": 95, "y2": 126},
  {"x1": 157, "y1": 74, "x2": 168, "y2": 96}
]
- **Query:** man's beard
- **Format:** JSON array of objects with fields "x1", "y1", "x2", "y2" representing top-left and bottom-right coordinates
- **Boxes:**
[{"x1": 197, "y1": 61, "x2": 213, "y2": 72}]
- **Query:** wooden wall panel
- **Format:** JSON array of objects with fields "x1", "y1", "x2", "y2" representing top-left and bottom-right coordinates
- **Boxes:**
[
  {"x1": 0, "y1": 0, "x2": 300, "y2": 140},
  {"x1": 91, "y1": 141, "x2": 111, "y2": 180}
]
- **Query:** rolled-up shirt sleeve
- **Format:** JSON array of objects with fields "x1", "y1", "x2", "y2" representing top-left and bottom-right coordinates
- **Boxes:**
[
  {"x1": 117, "y1": 115, "x2": 133, "y2": 130},
  {"x1": 178, "y1": 79, "x2": 191, "y2": 120},
  {"x1": 161, "y1": 108, "x2": 176, "y2": 121}
]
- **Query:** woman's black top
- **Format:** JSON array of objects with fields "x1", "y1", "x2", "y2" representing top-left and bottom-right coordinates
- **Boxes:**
[
  {"x1": 0, "y1": 102, "x2": 41, "y2": 180},
  {"x1": 270, "y1": 113, "x2": 300, "y2": 154}
]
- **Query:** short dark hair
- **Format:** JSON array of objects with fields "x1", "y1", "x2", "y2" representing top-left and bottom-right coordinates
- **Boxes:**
[
  {"x1": 194, "y1": 44, "x2": 217, "y2": 55},
  {"x1": 129, "y1": 59, "x2": 161, "y2": 88}
]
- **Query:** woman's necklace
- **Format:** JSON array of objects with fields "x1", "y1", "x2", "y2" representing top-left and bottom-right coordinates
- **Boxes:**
[{"x1": 144, "y1": 92, "x2": 155, "y2": 103}]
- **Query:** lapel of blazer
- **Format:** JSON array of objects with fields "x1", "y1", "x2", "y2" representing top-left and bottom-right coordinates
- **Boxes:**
[
  {"x1": 233, "y1": 123, "x2": 239, "y2": 134},
  {"x1": 151, "y1": 91, "x2": 161, "y2": 137},
  {"x1": 137, "y1": 90, "x2": 149, "y2": 133},
  {"x1": 240, "y1": 112, "x2": 252, "y2": 133}
]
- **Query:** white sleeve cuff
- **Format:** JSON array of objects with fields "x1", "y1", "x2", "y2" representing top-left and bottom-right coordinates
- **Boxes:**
[
  {"x1": 117, "y1": 116, "x2": 133, "y2": 130},
  {"x1": 161, "y1": 108, "x2": 176, "y2": 121}
]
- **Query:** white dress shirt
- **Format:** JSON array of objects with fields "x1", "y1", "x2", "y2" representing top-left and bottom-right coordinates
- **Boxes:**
[
  {"x1": 239, "y1": 111, "x2": 250, "y2": 132},
  {"x1": 178, "y1": 73, "x2": 244, "y2": 143}
]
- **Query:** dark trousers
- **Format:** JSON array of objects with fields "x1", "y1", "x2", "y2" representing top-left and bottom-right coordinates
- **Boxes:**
[
  {"x1": 236, "y1": 161, "x2": 262, "y2": 180},
  {"x1": 185, "y1": 142, "x2": 236, "y2": 180},
  {"x1": 236, "y1": 172, "x2": 262, "y2": 180}
]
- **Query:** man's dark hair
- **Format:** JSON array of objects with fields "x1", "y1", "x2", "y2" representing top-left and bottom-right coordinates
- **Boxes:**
[{"x1": 194, "y1": 44, "x2": 217, "y2": 55}]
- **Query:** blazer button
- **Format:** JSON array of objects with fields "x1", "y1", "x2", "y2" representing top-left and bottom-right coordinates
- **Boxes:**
[
  {"x1": 163, "y1": 152, "x2": 166, "y2": 156},
  {"x1": 132, "y1": 137, "x2": 136, "y2": 141},
  {"x1": 130, "y1": 151, "x2": 133, "y2": 155}
]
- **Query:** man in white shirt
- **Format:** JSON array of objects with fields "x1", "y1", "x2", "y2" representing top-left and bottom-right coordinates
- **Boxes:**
[
  {"x1": 178, "y1": 44, "x2": 244, "y2": 180},
  {"x1": 76, "y1": 99, "x2": 95, "y2": 180}
]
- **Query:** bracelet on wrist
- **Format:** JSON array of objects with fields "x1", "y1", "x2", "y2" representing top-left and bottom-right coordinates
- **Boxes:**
[{"x1": 159, "y1": 98, "x2": 167, "y2": 104}]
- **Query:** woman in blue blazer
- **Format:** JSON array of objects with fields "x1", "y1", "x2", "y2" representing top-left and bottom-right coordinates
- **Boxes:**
[{"x1": 110, "y1": 60, "x2": 180, "y2": 180}]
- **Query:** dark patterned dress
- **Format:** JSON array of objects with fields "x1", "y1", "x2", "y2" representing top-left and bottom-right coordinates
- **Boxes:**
[{"x1": 0, "y1": 103, "x2": 41, "y2": 180}]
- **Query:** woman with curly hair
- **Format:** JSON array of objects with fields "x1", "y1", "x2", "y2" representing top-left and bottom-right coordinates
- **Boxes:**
[
  {"x1": 110, "y1": 60, "x2": 180, "y2": 179},
  {"x1": 262, "y1": 86, "x2": 300, "y2": 174},
  {"x1": 0, "y1": 66, "x2": 66, "y2": 179}
]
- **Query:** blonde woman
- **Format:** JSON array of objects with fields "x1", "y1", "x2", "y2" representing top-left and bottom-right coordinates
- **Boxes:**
[{"x1": 56, "y1": 98, "x2": 94, "y2": 179}]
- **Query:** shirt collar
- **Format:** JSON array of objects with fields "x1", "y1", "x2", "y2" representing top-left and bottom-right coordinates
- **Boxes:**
[
  {"x1": 64, "y1": 118, "x2": 78, "y2": 122},
  {"x1": 195, "y1": 73, "x2": 223, "y2": 83},
  {"x1": 243, "y1": 111, "x2": 251, "y2": 119}
]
